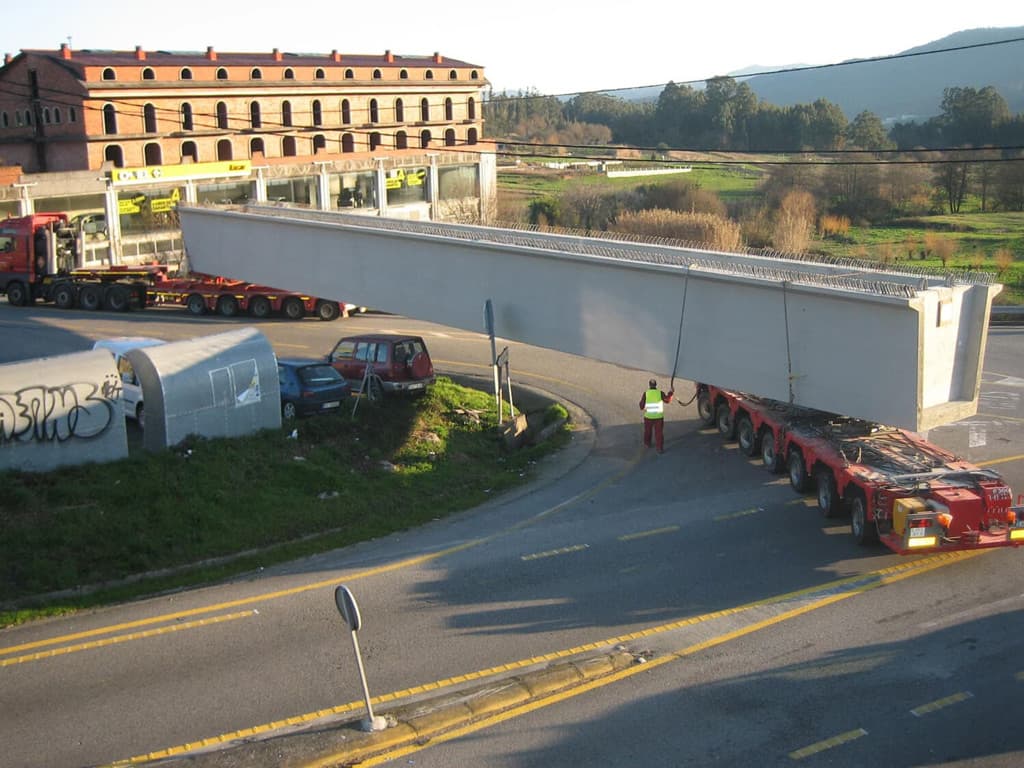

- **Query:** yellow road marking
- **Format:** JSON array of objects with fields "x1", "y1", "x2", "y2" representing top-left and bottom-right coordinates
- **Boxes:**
[
  {"x1": 0, "y1": 611, "x2": 255, "y2": 667},
  {"x1": 714, "y1": 507, "x2": 760, "y2": 521},
  {"x1": 789, "y1": 728, "x2": 868, "y2": 760},
  {"x1": 521, "y1": 544, "x2": 589, "y2": 561},
  {"x1": 114, "y1": 551, "x2": 981, "y2": 766},
  {"x1": 618, "y1": 525, "x2": 680, "y2": 541},
  {"x1": 978, "y1": 453, "x2": 1024, "y2": 468},
  {"x1": 910, "y1": 691, "x2": 973, "y2": 717}
]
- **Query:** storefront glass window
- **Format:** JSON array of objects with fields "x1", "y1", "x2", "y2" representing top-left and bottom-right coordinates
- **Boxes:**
[
  {"x1": 385, "y1": 167, "x2": 428, "y2": 207},
  {"x1": 330, "y1": 171, "x2": 377, "y2": 210},
  {"x1": 266, "y1": 176, "x2": 317, "y2": 207},
  {"x1": 117, "y1": 186, "x2": 182, "y2": 234},
  {"x1": 195, "y1": 181, "x2": 253, "y2": 205},
  {"x1": 438, "y1": 166, "x2": 479, "y2": 200}
]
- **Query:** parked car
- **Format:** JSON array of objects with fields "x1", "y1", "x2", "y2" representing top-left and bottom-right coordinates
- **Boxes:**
[
  {"x1": 92, "y1": 337, "x2": 166, "y2": 428},
  {"x1": 326, "y1": 333, "x2": 434, "y2": 399},
  {"x1": 277, "y1": 358, "x2": 352, "y2": 419}
]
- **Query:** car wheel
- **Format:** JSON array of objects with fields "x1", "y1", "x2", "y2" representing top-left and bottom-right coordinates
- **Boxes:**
[
  {"x1": 788, "y1": 449, "x2": 810, "y2": 493},
  {"x1": 316, "y1": 300, "x2": 340, "y2": 322},
  {"x1": 79, "y1": 284, "x2": 102, "y2": 310},
  {"x1": 105, "y1": 285, "x2": 130, "y2": 312},
  {"x1": 816, "y1": 469, "x2": 842, "y2": 518},
  {"x1": 6, "y1": 281, "x2": 29, "y2": 307},
  {"x1": 186, "y1": 294, "x2": 207, "y2": 315},
  {"x1": 282, "y1": 400, "x2": 297, "y2": 420},
  {"x1": 736, "y1": 414, "x2": 759, "y2": 457},
  {"x1": 696, "y1": 389, "x2": 715, "y2": 427},
  {"x1": 217, "y1": 296, "x2": 239, "y2": 317},
  {"x1": 282, "y1": 297, "x2": 305, "y2": 320},
  {"x1": 53, "y1": 283, "x2": 76, "y2": 309},
  {"x1": 249, "y1": 296, "x2": 272, "y2": 319},
  {"x1": 715, "y1": 403, "x2": 735, "y2": 439}
]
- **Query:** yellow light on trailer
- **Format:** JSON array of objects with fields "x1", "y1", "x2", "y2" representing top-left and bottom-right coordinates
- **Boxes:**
[
  {"x1": 907, "y1": 536, "x2": 938, "y2": 549},
  {"x1": 1010, "y1": 529, "x2": 1024, "y2": 542}
]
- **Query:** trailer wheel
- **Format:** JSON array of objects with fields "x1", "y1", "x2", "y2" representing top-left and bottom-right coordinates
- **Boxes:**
[
  {"x1": 736, "y1": 414, "x2": 759, "y2": 456},
  {"x1": 53, "y1": 283, "x2": 76, "y2": 309},
  {"x1": 217, "y1": 296, "x2": 239, "y2": 317},
  {"x1": 249, "y1": 296, "x2": 272, "y2": 319},
  {"x1": 186, "y1": 294, "x2": 207, "y2": 316},
  {"x1": 815, "y1": 469, "x2": 842, "y2": 518},
  {"x1": 715, "y1": 403, "x2": 735, "y2": 439},
  {"x1": 79, "y1": 284, "x2": 103, "y2": 311},
  {"x1": 282, "y1": 297, "x2": 305, "y2": 320},
  {"x1": 788, "y1": 449, "x2": 810, "y2": 493},
  {"x1": 696, "y1": 388, "x2": 715, "y2": 427},
  {"x1": 5, "y1": 281, "x2": 29, "y2": 307},
  {"x1": 316, "y1": 300, "x2": 341, "y2": 322},
  {"x1": 849, "y1": 491, "x2": 878, "y2": 545},
  {"x1": 105, "y1": 285, "x2": 130, "y2": 312},
  {"x1": 761, "y1": 429, "x2": 785, "y2": 473}
]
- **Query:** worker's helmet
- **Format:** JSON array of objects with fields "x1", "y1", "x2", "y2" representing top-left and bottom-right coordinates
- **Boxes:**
[{"x1": 649, "y1": 378, "x2": 657, "y2": 388}]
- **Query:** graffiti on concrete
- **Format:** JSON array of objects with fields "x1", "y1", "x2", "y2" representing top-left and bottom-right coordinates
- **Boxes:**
[{"x1": 0, "y1": 374, "x2": 119, "y2": 444}]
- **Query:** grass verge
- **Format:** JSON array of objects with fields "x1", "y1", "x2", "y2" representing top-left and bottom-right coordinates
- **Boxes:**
[{"x1": 0, "y1": 378, "x2": 572, "y2": 627}]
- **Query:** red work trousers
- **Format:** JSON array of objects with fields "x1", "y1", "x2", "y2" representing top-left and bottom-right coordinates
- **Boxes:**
[{"x1": 643, "y1": 417, "x2": 665, "y2": 452}]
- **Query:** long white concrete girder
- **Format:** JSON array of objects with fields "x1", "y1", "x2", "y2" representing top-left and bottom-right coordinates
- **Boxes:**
[{"x1": 177, "y1": 205, "x2": 1000, "y2": 431}]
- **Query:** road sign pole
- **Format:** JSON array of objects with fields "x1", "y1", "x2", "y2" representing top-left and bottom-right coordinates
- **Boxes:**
[{"x1": 334, "y1": 585, "x2": 387, "y2": 732}]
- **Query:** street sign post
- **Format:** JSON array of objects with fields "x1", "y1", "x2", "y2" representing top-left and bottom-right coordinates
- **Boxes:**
[{"x1": 334, "y1": 585, "x2": 387, "y2": 732}]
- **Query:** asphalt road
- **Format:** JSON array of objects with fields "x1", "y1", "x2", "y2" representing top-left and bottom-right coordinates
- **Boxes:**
[{"x1": 1, "y1": 303, "x2": 1023, "y2": 768}]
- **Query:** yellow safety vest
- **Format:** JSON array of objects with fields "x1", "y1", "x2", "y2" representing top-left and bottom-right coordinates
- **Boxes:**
[{"x1": 644, "y1": 389, "x2": 664, "y2": 419}]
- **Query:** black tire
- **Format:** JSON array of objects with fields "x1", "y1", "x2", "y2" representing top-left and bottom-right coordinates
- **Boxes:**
[
  {"x1": 79, "y1": 284, "x2": 102, "y2": 311},
  {"x1": 186, "y1": 294, "x2": 207, "y2": 316},
  {"x1": 815, "y1": 468, "x2": 842, "y2": 518},
  {"x1": 53, "y1": 283, "x2": 76, "y2": 309},
  {"x1": 761, "y1": 429, "x2": 785, "y2": 473},
  {"x1": 217, "y1": 296, "x2": 239, "y2": 317},
  {"x1": 715, "y1": 403, "x2": 735, "y2": 439},
  {"x1": 736, "y1": 414, "x2": 759, "y2": 457},
  {"x1": 282, "y1": 400, "x2": 297, "y2": 420},
  {"x1": 696, "y1": 389, "x2": 715, "y2": 427},
  {"x1": 5, "y1": 281, "x2": 28, "y2": 307},
  {"x1": 249, "y1": 296, "x2": 272, "y2": 319},
  {"x1": 105, "y1": 285, "x2": 130, "y2": 312},
  {"x1": 849, "y1": 491, "x2": 878, "y2": 545},
  {"x1": 282, "y1": 297, "x2": 305, "y2": 320},
  {"x1": 316, "y1": 300, "x2": 340, "y2": 322},
  {"x1": 788, "y1": 449, "x2": 810, "y2": 493}
]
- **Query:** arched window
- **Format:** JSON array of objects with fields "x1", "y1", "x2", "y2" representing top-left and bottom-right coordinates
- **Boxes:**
[
  {"x1": 15, "y1": 111, "x2": 23, "y2": 127},
  {"x1": 282, "y1": 136, "x2": 297, "y2": 156},
  {"x1": 53, "y1": 108, "x2": 62, "y2": 124},
  {"x1": 312, "y1": 99, "x2": 322, "y2": 126},
  {"x1": 251, "y1": 68, "x2": 262, "y2": 79},
  {"x1": 369, "y1": 132, "x2": 382, "y2": 150},
  {"x1": 467, "y1": 127, "x2": 478, "y2": 145},
  {"x1": 395, "y1": 98, "x2": 404, "y2": 122},
  {"x1": 471, "y1": 70, "x2": 479, "y2": 80},
  {"x1": 444, "y1": 129, "x2": 456, "y2": 147},
  {"x1": 142, "y1": 67, "x2": 155, "y2": 80},
  {"x1": 103, "y1": 104, "x2": 118, "y2": 135},
  {"x1": 104, "y1": 144, "x2": 124, "y2": 167},
  {"x1": 283, "y1": 68, "x2": 295, "y2": 80},
  {"x1": 372, "y1": 69, "x2": 382, "y2": 79},
  {"x1": 144, "y1": 103, "x2": 157, "y2": 132},
  {"x1": 250, "y1": 137, "x2": 265, "y2": 157},
  {"x1": 282, "y1": 100, "x2": 292, "y2": 127},
  {"x1": 180, "y1": 67, "x2": 193, "y2": 80},
  {"x1": 395, "y1": 130, "x2": 408, "y2": 149},
  {"x1": 369, "y1": 99, "x2": 379, "y2": 124},
  {"x1": 181, "y1": 103, "x2": 194, "y2": 130},
  {"x1": 43, "y1": 107, "x2": 51, "y2": 124},
  {"x1": 24, "y1": 110, "x2": 32, "y2": 126},
  {"x1": 425, "y1": 70, "x2": 434, "y2": 80},
  {"x1": 69, "y1": 107, "x2": 77, "y2": 122},
  {"x1": 420, "y1": 129, "x2": 431, "y2": 148},
  {"x1": 216, "y1": 67, "x2": 229, "y2": 80},
  {"x1": 102, "y1": 67, "x2": 116, "y2": 81},
  {"x1": 250, "y1": 101, "x2": 262, "y2": 128},
  {"x1": 444, "y1": 98, "x2": 453, "y2": 121},
  {"x1": 467, "y1": 97, "x2": 476, "y2": 120},
  {"x1": 1, "y1": 111, "x2": 8, "y2": 128},
  {"x1": 182, "y1": 141, "x2": 198, "y2": 163},
  {"x1": 144, "y1": 142, "x2": 162, "y2": 165},
  {"x1": 217, "y1": 138, "x2": 233, "y2": 161},
  {"x1": 341, "y1": 99, "x2": 351, "y2": 125},
  {"x1": 216, "y1": 102, "x2": 229, "y2": 129},
  {"x1": 448, "y1": 69, "x2": 458, "y2": 80},
  {"x1": 420, "y1": 98, "x2": 430, "y2": 121},
  {"x1": 341, "y1": 133, "x2": 355, "y2": 153},
  {"x1": 315, "y1": 68, "x2": 325, "y2": 79},
  {"x1": 313, "y1": 134, "x2": 326, "y2": 153},
  {"x1": 344, "y1": 68, "x2": 354, "y2": 79},
  {"x1": 399, "y1": 69, "x2": 409, "y2": 79}
]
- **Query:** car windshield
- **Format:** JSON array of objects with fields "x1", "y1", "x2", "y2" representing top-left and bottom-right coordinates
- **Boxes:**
[{"x1": 298, "y1": 364, "x2": 343, "y2": 385}]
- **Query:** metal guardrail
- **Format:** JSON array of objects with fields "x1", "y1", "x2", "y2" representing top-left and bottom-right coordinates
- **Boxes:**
[{"x1": 991, "y1": 306, "x2": 1024, "y2": 323}]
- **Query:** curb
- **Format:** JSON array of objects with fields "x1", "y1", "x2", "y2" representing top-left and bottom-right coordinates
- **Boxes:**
[{"x1": 158, "y1": 651, "x2": 635, "y2": 767}]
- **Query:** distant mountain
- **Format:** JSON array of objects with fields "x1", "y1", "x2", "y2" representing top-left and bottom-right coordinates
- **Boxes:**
[{"x1": 736, "y1": 27, "x2": 1024, "y2": 123}]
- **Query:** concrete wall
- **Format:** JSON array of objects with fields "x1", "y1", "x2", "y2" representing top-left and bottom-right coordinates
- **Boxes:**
[
  {"x1": 178, "y1": 205, "x2": 1000, "y2": 431},
  {"x1": 128, "y1": 327, "x2": 281, "y2": 452},
  {"x1": 0, "y1": 350, "x2": 128, "y2": 472}
]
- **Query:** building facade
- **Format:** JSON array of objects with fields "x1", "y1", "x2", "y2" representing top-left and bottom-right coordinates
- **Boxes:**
[{"x1": 0, "y1": 46, "x2": 494, "y2": 265}]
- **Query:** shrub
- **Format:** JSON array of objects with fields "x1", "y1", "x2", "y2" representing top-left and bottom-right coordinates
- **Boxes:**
[{"x1": 610, "y1": 208, "x2": 743, "y2": 251}]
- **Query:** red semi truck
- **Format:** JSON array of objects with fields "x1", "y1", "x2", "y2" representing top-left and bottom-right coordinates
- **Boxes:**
[
  {"x1": 697, "y1": 383, "x2": 1024, "y2": 554},
  {"x1": 0, "y1": 213, "x2": 344, "y2": 320}
]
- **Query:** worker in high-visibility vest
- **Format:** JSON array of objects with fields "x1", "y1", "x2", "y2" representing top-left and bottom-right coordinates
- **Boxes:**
[{"x1": 639, "y1": 378, "x2": 674, "y2": 453}]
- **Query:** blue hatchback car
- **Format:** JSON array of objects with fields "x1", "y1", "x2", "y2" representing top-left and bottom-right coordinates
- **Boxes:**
[{"x1": 277, "y1": 358, "x2": 351, "y2": 419}]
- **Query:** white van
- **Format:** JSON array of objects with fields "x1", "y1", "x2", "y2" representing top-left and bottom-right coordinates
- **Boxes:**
[{"x1": 92, "y1": 337, "x2": 166, "y2": 428}]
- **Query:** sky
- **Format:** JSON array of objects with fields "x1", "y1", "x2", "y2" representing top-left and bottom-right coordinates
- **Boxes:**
[{"x1": 2, "y1": 2, "x2": 1021, "y2": 96}]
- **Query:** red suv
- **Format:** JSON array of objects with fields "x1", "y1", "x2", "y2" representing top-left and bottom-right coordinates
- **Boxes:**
[{"x1": 326, "y1": 333, "x2": 434, "y2": 398}]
